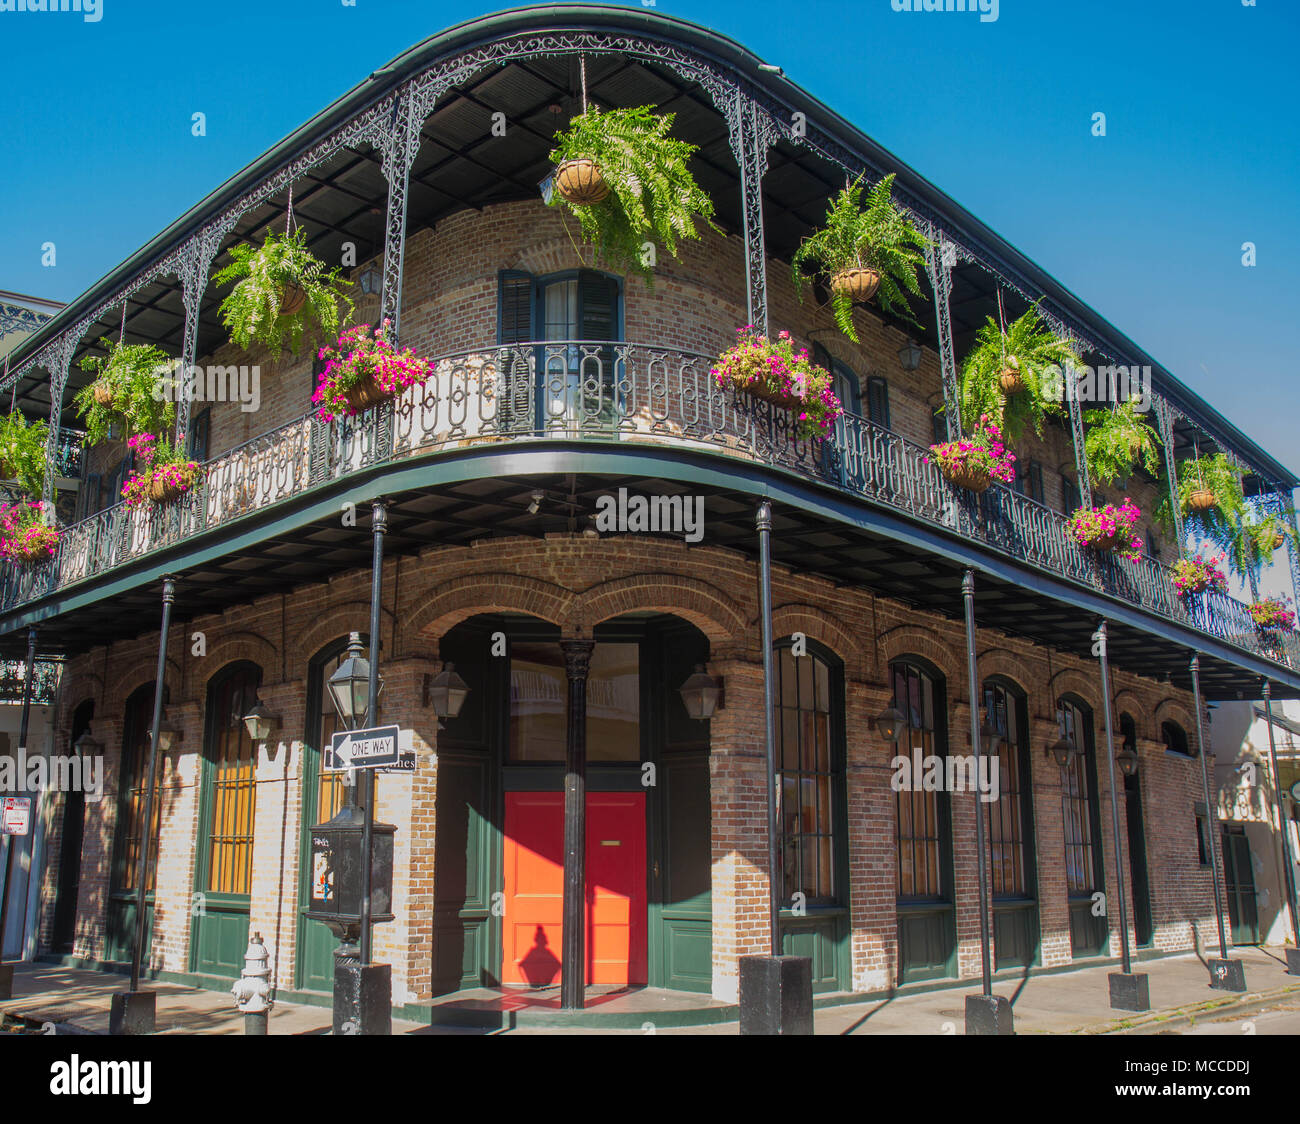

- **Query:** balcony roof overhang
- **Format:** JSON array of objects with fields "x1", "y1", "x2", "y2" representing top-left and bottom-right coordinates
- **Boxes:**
[
  {"x1": 1, "y1": 444, "x2": 1294, "y2": 702},
  {"x1": 4, "y1": 4, "x2": 1295, "y2": 488}
]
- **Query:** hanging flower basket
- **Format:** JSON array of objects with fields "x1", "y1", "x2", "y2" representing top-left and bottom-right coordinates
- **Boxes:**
[
  {"x1": 0, "y1": 501, "x2": 58, "y2": 565},
  {"x1": 313, "y1": 321, "x2": 433, "y2": 422},
  {"x1": 1272, "y1": 531, "x2": 1285, "y2": 550},
  {"x1": 92, "y1": 380, "x2": 116, "y2": 408},
  {"x1": 554, "y1": 158, "x2": 609, "y2": 205},
  {"x1": 1248, "y1": 595, "x2": 1296, "y2": 635},
  {"x1": 1171, "y1": 552, "x2": 1228, "y2": 597},
  {"x1": 121, "y1": 435, "x2": 204, "y2": 508},
  {"x1": 926, "y1": 415, "x2": 1015, "y2": 495},
  {"x1": 831, "y1": 267, "x2": 881, "y2": 303},
  {"x1": 1067, "y1": 501, "x2": 1142, "y2": 562},
  {"x1": 1188, "y1": 488, "x2": 1218, "y2": 512},
  {"x1": 711, "y1": 327, "x2": 841, "y2": 442}
]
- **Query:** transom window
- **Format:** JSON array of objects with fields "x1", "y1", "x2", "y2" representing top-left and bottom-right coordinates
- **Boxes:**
[{"x1": 1162, "y1": 719, "x2": 1192, "y2": 757}]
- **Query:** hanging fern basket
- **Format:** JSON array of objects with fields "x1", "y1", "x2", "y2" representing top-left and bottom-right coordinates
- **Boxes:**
[
  {"x1": 278, "y1": 283, "x2": 307, "y2": 316},
  {"x1": 1273, "y1": 532, "x2": 1286, "y2": 550},
  {"x1": 998, "y1": 356, "x2": 1024, "y2": 394},
  {"x1": 831, "y1": 268, "x2": 881, "y2": 303},
  {"x1": 92, "y1": 381, "x2": 115, "y2": 408},
  {"x1": 555, "y1": 159, "x2": 609, "y2": 205},
  {"x1": 1189, "y1": 488, "x2": 1218, "y2": 512}
]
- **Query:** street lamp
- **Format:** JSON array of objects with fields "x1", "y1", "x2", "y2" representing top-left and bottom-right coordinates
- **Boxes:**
[
  {"x1": 328, "y1": 632, "x2": 381, "y2": 729},
  {"x1": 73, "y1": 730, "x2": 102, "y2": 757},
  {"x1": 154, "y1": 710, "x2": 180, "y2": 752},
  {"x1": 875, "y1": 700, "x2": 905, "y2": 744},
  {"x1": 425, "y1": 663, "x2": 470, "y2": 720},
  {"x1": 898, "y1": 338, "x2": 923, "y2": 371},
  {"x1": 1047, "y1": 735, "x2": 1076, "y2": 768},
  {"x1": 241, "y1": 697, "x2": 280, "y2": 742},
  {"x1": 1117, "y1": 744, "x2": 1139, "y2": 777},
  {"x1": 678, "y1": 664, "x2": 723, "y2": 720}
]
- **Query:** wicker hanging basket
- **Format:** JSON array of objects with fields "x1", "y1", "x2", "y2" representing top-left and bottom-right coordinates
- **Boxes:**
[
  {"x1": 1272, "y1": 532, "x2": 1285, "y2": 550},
  {"x1": 342, "y1": 374, "x2": 389, "y2": 414},
  {"x1": 998, "y1": 357, "x2": 1024, "y2": 394},
  {"x1": 831, "y1": 268, "x2": 881, "y2": 303},
  {"x1": 147, "y1": 476, "x2": 184, "y2": 505},
  {"x1": 555, "y1": 159, "x2": 610, "y2": 205},
  {"x1": 278, "y1": 283, "x2": 307, "y2": 316},
  {"x1": 939, "y1": 460, "x2": 992, "y2": 494},
  {"x1": 1188, "y1": 488, "x2": 1217, "y2": 512},
  {"x1": 92, "y1": 381, "x2": 115, "y2": 408}
]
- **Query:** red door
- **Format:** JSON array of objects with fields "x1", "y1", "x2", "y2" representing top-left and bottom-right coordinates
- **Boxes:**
[{"x1": 502, "y1": 791, "x2": 646, "y2": 987}]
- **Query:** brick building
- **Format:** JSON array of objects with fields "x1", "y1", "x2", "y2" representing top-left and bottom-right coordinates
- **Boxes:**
[{"x1": 2, "y1": 5, "x2": 1298, "y2": 1021}]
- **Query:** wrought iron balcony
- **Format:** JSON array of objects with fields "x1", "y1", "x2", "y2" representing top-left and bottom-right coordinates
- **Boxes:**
[
  {"x1": 0, "y1": 657, "x2": 64, "y2": 706},
  {"x1": 1, "y1": 340, "x2": 1295, "y2": 673},
  {"x1": 53, "y1": 428, "x2": 86, "y2": 481}
]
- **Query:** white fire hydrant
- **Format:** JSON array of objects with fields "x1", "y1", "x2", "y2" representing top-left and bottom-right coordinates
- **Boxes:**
[{"x1": 231, "y1": 932, "x2": 274, "y2": 1034}]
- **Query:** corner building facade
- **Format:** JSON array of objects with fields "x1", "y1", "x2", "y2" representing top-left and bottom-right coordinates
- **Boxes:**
[{"x1": 6, "y1": 6, "x2": 1300, "y2": 1014}]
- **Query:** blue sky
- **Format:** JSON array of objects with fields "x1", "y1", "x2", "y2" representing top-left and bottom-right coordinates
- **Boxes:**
[{"x1": 1, "y1": 0, "x2": 1296, "y2": 494}]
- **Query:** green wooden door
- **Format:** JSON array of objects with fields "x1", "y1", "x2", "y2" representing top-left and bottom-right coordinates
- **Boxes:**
[
  {"x1": 190, "y1": 662, "x2": 261, "y2": 982},
  {"x1": 1222, "y1": 829, "x2": 1260, "y2": 946}
]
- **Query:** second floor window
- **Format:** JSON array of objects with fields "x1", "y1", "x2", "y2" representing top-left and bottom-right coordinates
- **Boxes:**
[{"x1": 866, "y1": 376, "x2": 890, "y2": 430}]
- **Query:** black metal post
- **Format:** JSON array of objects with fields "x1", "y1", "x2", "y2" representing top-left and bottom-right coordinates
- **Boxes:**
[
  {"x1": 1190, "y1": 655, "x2": 1230, "y2": 959},
  {"x1": 560, "y1": 639, "x2": 593, "y2": 1010},
  {"x1": 757, "y1": 501, "x2": 780, "y2": 955},
  {"x1": 0, "y1": 627, "x2": 37, "y2": 980},
  {"x1": 360, "y1": 501, "x2": 386, "y2": 968},
  {"x1": 1095, "y1": 621, "x2": 1133, "y2": 974},
  {"x1": 1262, "y1": 679, "x2": 1300, "y2": 964},
  {"x1": 130, "y1": 581, "x2": 174, "y2": 994},
  {"x1": 961, "y1": 573, "x2": 992, "y2": 994}
]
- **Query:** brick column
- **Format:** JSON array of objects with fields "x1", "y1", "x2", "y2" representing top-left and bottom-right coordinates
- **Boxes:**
[
  {"x1": 847, "y1": 680, "x2": 895, "y2": 992},
  {"x1": 708, "y1": 655, "x2": 770, "y2": 1002},
  {"x1": 1029, "y1": 716, "x2": 1071, "y2": 967}
]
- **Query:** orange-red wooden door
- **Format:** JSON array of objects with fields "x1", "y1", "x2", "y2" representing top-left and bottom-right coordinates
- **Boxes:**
[{"x1": 502, "y1": 791, "x2": 646, "y2": 987}]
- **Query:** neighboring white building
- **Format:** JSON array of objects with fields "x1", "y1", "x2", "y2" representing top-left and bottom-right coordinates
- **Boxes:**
[{"x1": 1214, "y1": 697, "x2": 1300, "y2": 948}]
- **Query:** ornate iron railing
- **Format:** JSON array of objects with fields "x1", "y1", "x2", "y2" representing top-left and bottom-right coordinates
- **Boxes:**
[
  {"x1": 0, "y1": 657, "x2": 63, "y2": 706},
  {"x1": 1, "y1": 340, "x2": 1294, "y2": 673},
  {"x1": 52, "y1": 428, "x2": 86, "y2": 480}
]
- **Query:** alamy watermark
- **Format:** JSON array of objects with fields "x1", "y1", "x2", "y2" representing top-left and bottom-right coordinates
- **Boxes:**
[
  {"x1": 0, "y1": 744, "x2": 103, "y2": 801},
  {"x1": 1043, "y1": 363, "x2": 1151, "y2": 411},
  {"x1": 890, "y1": 0, "x2": 998, "y2": 24},
  {"x1": 0, "y1": 0, "x2": 102, "y2": 22},
  {"x1": 890, "y1": 746, "x2": 999, "y2": 802},
  {"x1": 594, "y1": 487, "x2": 704, "y2": 543},
  {"x1": 152, "y1": 363, "x2": 261, "y2": 413}
]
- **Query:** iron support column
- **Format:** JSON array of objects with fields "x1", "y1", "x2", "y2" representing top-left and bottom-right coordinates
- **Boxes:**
[
  {"x1": 1095, "y1": 621, "x2": 1133, "y2": 974},
  {"x1": 0, "y1": 627, "x2": 38, "y2": 979},
  {"x1": 1190, "y1": 655, "x2": 1229, "y2": 959},
  {"x1": 360, "y1": 501, "x2": 386, "y2": 968},
  {"x1": 560, "y1": 639, "x2": 594, "y2": 1010},
  {"x1": 961, "y1": 572, "x2": 992, "y2": 993},
  {"x1": 757, "y1": 501, "x2": 780, "y2": 954},
  {"x1": 1262, "y1": 680, "x2": 1300, "y2": 953},
  {"x1": 925, "y1": 233, "x2": 961, "y2": 440}
]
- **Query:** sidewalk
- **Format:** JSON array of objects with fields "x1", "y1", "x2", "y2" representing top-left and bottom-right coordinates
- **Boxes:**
[{"x1": 3, "y1": 946, "x2": 1297, "y2": 1034}]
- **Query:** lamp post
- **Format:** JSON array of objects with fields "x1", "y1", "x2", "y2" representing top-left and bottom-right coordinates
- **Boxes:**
[
  {"x1": 0, "y1": 626, "x2": 37, "y2": 1000},
  {"x1": 961, "y1": 570, "x2": 1012, "y2": 1034},
  {"x1": 1261, "y1": 679, "x2": 1300, "y2": 975},
  {"x1": 1095, "y1": 620, "x2": 1147, "y2": 1011},
  {"x1": 1190, "y1": 654, "x2": 1246, "y2": 991}
]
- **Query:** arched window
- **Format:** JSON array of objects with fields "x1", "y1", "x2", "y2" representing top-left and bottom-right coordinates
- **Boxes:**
[
  {"x1": 1058, "y1": 696, "x2": 1107, "y2": 956},
  {"x1": 200, "y1": 663, "x2": 262, "y2": 896},
  {"x1": 983, "y1": 678, "x2": 1038, "y2": 968},
  {"x1": 1161, "y1": 719, "x2": 1192, "y2": 757},
  {"x1": 1120, "y1": 712, "x2": 1137, "y2": 753},
  {"x1": 892, "y1": 658, "x2": 955, "y2": 982}
]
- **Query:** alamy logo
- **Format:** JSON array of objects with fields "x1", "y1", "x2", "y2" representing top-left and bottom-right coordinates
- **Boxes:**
[
  {"x1": 0, "y1": 744, "x2": 103, "y2": 800},
  {"x1": 891, "y1": 0, "x2": 998, "y2": 23},
  {"x1": 0, "y1": 0, "x2": 102, "y2": 21},
  {"x1": 594, "y1": 487, "x2": 704, "y2": 543},
  {"x1": 153, "y1": 364, "x2": 261, "y2": 413},
  {"x1": 890, "y1": 747, "x2": 1000, "y2": 803}
]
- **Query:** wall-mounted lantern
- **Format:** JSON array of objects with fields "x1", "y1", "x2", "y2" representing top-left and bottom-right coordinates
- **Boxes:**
[{"x1": 678, "y1": 665, "x2": 724, "y2": 720}]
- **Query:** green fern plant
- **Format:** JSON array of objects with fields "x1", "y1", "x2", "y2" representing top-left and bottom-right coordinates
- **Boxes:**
[
  {"x1": 790, "y1": 174, "x2": 930, "y2": 340},
  {"x1": 0, "y1": 409, "x2": 49, "y2": 499},
  {"x1": 1223, "y1": 512, "x2": 1283, "y2": 581},
  {"x1": 1083, "y1": 399, "x2": 1162, "y2": 487},
  {"x1": 213, "y1": 228, "x2": 353, "y2": 353},
  {"x1": 1154, "y1": 453, "x2": 1245, "y2": 542},
  {"x1": 959, "y1": 305, "x2": 1081, "y2": 443},
  {"x1": 548, "y1": 104, "x2": 719, "y2": 283},
  {"x1": 74, "y1": 337, "x2": 176, "y2": 446}
]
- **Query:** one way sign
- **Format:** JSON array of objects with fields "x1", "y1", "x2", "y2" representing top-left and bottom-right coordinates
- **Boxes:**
[{"x1": 326, "y1": 724, "x2": 402, "y2": 771}]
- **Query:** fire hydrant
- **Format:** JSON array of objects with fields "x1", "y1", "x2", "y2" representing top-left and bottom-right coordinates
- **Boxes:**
[{"x1": 231, "y1": 933, "x2": 274, "y2": 1034}]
